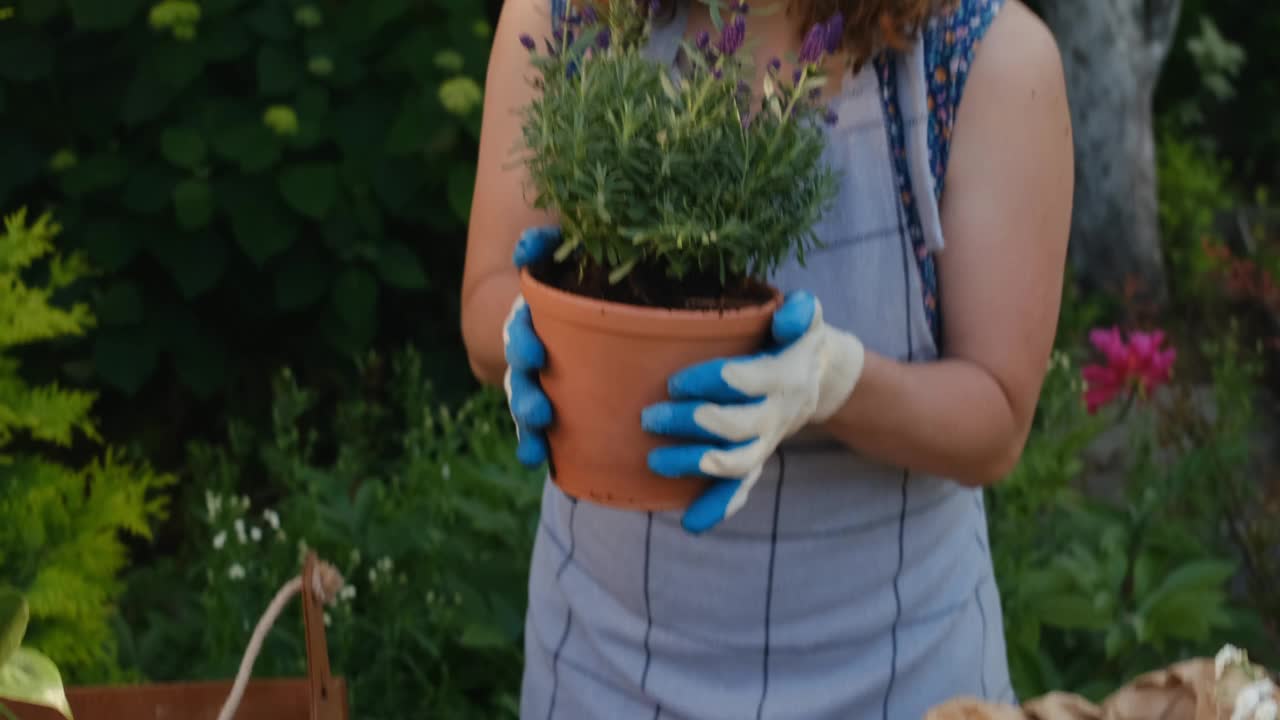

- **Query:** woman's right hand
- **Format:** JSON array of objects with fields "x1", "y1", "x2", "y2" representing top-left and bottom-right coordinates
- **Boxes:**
[{"x1": 503, "y1": 225, "x2": 561, "y2": 467}]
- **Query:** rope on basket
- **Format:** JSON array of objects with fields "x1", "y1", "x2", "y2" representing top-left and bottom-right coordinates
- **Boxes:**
[{"x1": 215, "y1": 558, "x2": 345, "y2": 720}]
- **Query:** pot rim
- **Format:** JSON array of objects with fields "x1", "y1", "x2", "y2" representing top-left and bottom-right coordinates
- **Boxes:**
[{"x1": 519, "y1": 267, "x2": 782, "y2": 339}]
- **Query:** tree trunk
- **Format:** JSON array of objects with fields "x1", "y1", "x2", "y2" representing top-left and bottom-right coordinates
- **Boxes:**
[{"x1": 1039, "y1": 0, "x2": 1183, "y2": 307}]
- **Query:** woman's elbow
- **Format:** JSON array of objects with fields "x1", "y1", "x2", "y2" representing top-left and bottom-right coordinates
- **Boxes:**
[{"x1": 956, "y1": 416, "x2": 1033, "y2": 488}]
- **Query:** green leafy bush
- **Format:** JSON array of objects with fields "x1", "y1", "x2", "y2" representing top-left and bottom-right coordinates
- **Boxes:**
[
  {"x1": 0, "y1": 0, "x2": 491, "y2": 404},
  {"x1": 0, "y1": 209, "x2": 173, "y2": 683},
  {"x1": 988, "y1": 331, "x2": 1273, "y2": 702},
  {"x1": 116, "y1": 349, "x2": 541, "y2": 719}
]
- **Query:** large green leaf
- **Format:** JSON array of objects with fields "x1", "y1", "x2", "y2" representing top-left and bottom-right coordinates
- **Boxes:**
[
  {"x1": 1036, "y1": 594, "x2": 1110, "y2": 631},
  {"x1": 279, "y1": 163, "x2": 338, "y2": 219},
  {"x1": 211, "y1": 123, "x2": 281, "y2": 174},
  {"x1": 93, "y1": 328, "x2": 159, "y2": 395},
  {"x1": 160, "y1": 128, "x2": 207, "y2": 170},
  {"x1": 60, "y1": 152, "x2": 129, "y2": 196},
  {"x1": 0, "y1": 590, "x2": 27, "y2": 668},
  {"x1": 375, "y1": 242, "x2": 428, "y2": 290},
  {"x1": 225, "y1": 189, "x2": 297, "y2": 266},
  {"x1": 274, "y1": 248, "x2": 332, "y2": 310},
  {"x1": 0, "y1": 647, "x2": 71, "y2": 720},
  {"x1": 81, "y1": 219, "x2": 143, "y2": 273},
  {"x1": 67, "y1": 0, "x2": 145, "y2": 29},
  {"x1": 446, "y1": 164, "x2": 475, "y2": 224},
  {"x1": 331, "y1": 267, "x2": 378, "y2": 335},
  {"x1": 150, "y1": 231, "x2": 228, "y2": 298},
  {"x1": 257, "y1": 45, "x2": 302, "y2": 95},
  {"x1": 1137, "y1": 559, "x2": 1236, "y2": 617},
  {"x1": 173, "y1": 179, "x2": 214, "y2": 230},
  {"x1": 97, "y1": 282, "x2": 145, "y2": 326}
]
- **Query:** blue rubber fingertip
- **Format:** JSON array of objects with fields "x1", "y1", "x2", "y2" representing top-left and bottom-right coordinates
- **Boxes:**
[
  {"x1": 510, "y1": 374, "x2": 553, "y2": 428},
  {"x1": 640, "y1": 402, "x2": 718, "y2": 441},
  {"x1": 682, "y1": 479, "x2": 742, "y2": 534},
  {"x1": 667, "y1": 359, "x2": 753, "y2": 403},
  {"x1": 513, "y1": 226, "x2": 562, "y2": 268},
  {"x1": 647, "y1": 444, "x2": 710, "y2": 479},
  {"x1": 516, "y1": 430, "x2": 549, "y2": 467},
  {"x1": 772, "y1": 291, "x2": 817, "y2": 346},
  {"x1": 505, "y1": 307, "x2": 546, "y2": 369}
]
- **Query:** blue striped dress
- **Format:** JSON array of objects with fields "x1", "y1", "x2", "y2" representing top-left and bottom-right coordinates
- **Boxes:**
[{"x1": 522, "y1": 1, "x2": 1013, "y2": 717}]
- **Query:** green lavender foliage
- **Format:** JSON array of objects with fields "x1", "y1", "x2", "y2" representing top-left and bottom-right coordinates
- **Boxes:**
[{"x1": 519, "y1": 1, "x2": 839, "y2": 284}]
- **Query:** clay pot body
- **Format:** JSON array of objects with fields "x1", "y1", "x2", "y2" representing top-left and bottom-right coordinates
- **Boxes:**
[{"x1": 519, "y1": 267, "x2": 781, "y2": 511}]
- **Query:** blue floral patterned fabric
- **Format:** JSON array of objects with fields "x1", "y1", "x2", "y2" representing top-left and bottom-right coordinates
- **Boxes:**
[{"x1": 875, "y1": 0, "x2": 1006, "y2": 346}]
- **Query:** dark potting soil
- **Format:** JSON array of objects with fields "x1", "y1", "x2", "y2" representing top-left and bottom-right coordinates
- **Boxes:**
[{"x1": 532, "y1": 257, "x2": 775, "y2": 311}]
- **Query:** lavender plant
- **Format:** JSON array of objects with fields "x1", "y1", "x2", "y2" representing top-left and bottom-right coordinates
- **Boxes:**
[{"x1": 518, "y1": 0, "x2": 842, "y2": 302}]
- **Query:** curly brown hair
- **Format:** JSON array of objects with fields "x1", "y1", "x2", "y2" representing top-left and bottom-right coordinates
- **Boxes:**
[
  {"x1": 789, "y1": 0, "x2": 956, "y2": 65},
  {"x1": 644, "y1": 0, "x2": 957, "y2": 67}
]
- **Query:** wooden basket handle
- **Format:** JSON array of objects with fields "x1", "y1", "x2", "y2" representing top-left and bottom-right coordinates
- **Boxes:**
[{"x1": 301, "y1": 552, "x2": 344, "y2": 720}]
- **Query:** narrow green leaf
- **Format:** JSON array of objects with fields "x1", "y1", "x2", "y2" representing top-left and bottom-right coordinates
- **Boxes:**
[
  {"x1": 1137, "y1": 559, "x2": 1236, "y2": 616},
  {"x1": 0, "y1": 591, "x2": 27, "y2": 668},
  {"x1": 0, "y1": 648, "x2": 70, "y2": 720}
]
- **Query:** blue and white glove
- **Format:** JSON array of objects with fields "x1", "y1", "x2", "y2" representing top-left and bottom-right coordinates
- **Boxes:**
[
  {"x1": 641, "y1": 291, "x2": 866, "y2": 534},
  {"x1": 503, "y1": 226, "x2": 561, "y2": 468}
]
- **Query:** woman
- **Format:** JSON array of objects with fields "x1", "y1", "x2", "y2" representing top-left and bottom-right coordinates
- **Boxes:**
[{"x1": 461, "y1": 0, "x2": 1072, "y2": 716}]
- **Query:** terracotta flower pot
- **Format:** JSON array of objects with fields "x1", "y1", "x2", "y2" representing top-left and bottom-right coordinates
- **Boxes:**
[{"x1": 519, "y1": 267, "x2": 782, "y2": 511}]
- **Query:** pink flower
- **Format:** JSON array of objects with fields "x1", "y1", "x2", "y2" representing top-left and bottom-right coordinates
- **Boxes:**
[{"x1": 1080, "y1": 327, "x2": 1176, "y2": 414}]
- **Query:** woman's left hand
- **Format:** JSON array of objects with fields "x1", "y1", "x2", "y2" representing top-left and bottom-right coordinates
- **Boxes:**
[{"x1": 641, "y1": 291, "x2": 866, "y2": 534}]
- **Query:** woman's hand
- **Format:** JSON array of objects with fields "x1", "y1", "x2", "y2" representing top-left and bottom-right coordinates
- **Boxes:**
[
  {"x1": 641, "y1": 291, "x2": 866, "y2": 533},
  {"x1": 503, "y1": 226, "x2": 561, "y2": 467}
]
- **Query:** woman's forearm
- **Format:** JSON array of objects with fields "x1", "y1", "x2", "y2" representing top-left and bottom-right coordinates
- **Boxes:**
[
  {"x1": 820, "y1": 349, "x2": 1030, "y2": 487},
  {"x1": 461, "y1": 270, "x2": 521, "y2": 387}
]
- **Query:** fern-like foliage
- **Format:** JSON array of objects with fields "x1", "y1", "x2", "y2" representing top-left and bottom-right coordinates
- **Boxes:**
[{"x1": 0, "y1": 208, "x2": 173, "y2": 682}]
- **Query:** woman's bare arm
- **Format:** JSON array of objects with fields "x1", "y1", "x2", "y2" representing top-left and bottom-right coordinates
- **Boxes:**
[
  {"x1": 460, "y1": 0, "x2": 558, "y2": 386},
  {"x1": 820, "y1": 1, "x2": 1074, "y2": 486}
]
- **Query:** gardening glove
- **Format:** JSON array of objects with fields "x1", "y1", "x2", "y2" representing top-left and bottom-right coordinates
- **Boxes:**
[
  {"x1": 641, "y1": 291, "x2": 866, "y2": 534},
  {"x1": 503, "y1": 225, "x2": 561, "y2": 468}
]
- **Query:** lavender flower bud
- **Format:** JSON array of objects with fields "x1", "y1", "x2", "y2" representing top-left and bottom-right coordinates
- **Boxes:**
[
  {"x1": 824, "y1": 11, "x2": 844, "y2": 54},
  {"x1": 769, "y1": 57, "x2": 782, "y2": 72},
  {"x1": 730, "y1": 0, "x2": 749, "y2": 13},
  {"x1": 824, "y1": 108, "x2": 838, "y2": 126},
  {"x1": 717, "y1": 14, "x2": 746, "y2": 56},
  {"x1": 793, "y1": 68, "x2": 803, "y2": 85},
  {"x1": 519, "y1": 33, "x2": 536, "y2": 51},
  {"x1": 695, "y1": 30, "x2": 710, "y2": 50},
  {"x1": 798, "y1": 22, "x2": 825, "y2": 65},
  {"x1": 597, "y1": 27, "x2": 611, "y2": 50},
  {"x1": 582, "y1": 6, "x2": 598, "y2": 24},
  {"x1": 713, "y1": 67, "x2": 723, "y2": 80}
]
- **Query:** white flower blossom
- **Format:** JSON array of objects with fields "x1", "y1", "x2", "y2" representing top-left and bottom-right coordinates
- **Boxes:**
[
  {"x1": 212, "y1": 530, "x2": 227, "y2": 550},
  {"x1": 378, "y1": 556, "x2": 393, "y2": 573},
  {"x1": 1218, "y1": 644, "x2": 1249, "y2": 680},
  {"x1": 262, "y1": 508, "x2": 280, "y2": 530},
  {"x1": 228, "y1": 563, "x2": 246, "y2": 581},
  {"x1": 250, "y1": 526, "x2": 262, "y2": 542},
  {"x1": 1233, "y1": 680, "x2": 1279, "y2": 720},
  {"x1": 340, "y1": 585, "x2": 356, "y2": 602},
  {"x1": 442, "y1": 463, "x2": 451, "y2": 480},
  {"x1": 368, "y1": 568, "x2": 378, "y2": 583},
  {"x1": 234, "y1": 518, "x2": 247, "y2": 544},
  {"x1": 206, "y1": 491, "x2": 223, "y2": 521}
]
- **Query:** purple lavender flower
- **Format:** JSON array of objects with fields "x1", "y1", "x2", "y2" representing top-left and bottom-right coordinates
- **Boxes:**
[
  {"x1": 568, "y1": 10, "x2": 582, "y2": 25},
  {"x1": 729, "y1": 0, "x2": 749, "y2": 13},
  {"x1": 519, "y1": 33, "x2": 536, "y2": 51},
  {"x1": 717, "y1": 14, "x2": 746, "y2": 56},
  {"x1": 582, "y1": 6, "x2": 598, "y2": 24},
  {"x1": 824, "y1": 12, "x2": 844, "y2": 53},
  {"x1": 695, "y1": 29, "x2": 711, "y2": 50},
  {"x1": 798, "y1": 22, "x2": 825, "y2": 64},
  {"x1": 597, "y1": 27, "x2": 612, "y2": 50},
  {"x1": 769, "y1": 57, "x2": 782, "y2": 72},
  {"x1": 793, "y1": 68, "x2": 803, "y2": 84},
  {"x1": 824, "y1": 108, "x2": 839, "y2": 126},
  {"x1": 713, "y1": 67, "x2": 723, "y2": 80}
]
